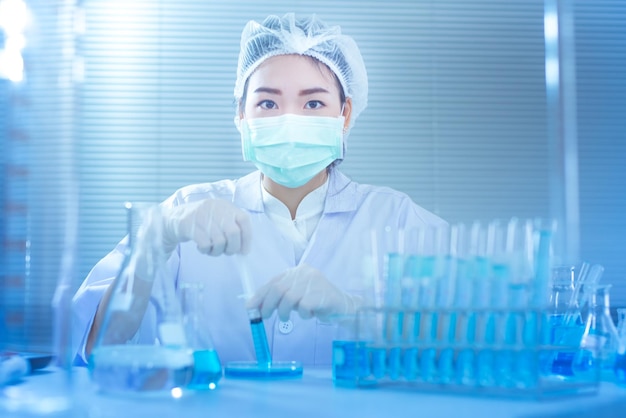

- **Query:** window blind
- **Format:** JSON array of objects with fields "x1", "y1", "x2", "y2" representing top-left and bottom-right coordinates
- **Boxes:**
[
  {"x1": 574, "y1": 0, "x2": 626, "y2": 307},
  {"x1": 76, "y1": 0, "x2": 551, "y2": 280}
]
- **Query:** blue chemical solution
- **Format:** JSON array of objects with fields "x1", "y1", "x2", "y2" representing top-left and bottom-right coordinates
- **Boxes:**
[
  {"x1": 551, "y1": 352, "x2": 575, "y2": 376},
  {"x1": 250, "y1": 317, "x2": 271, "y2": 365},
  {"x1": 188, "y1": 349, "x2": 222, "y2": 390},
  {"x1": 370, "y1": 347, "x2": 387, "y2": 379},
  {"x1": 613, "y1": 352, "x2": 626, "y2": 385},
  {"x1": 89, "y1": 345, "x2": 194, "y2": 394},
  {"x1": 476, "y1": 349, "x2": 495, "y2": 387},
  {"x1": 548, "y1": 313, "x2": 584, "y2": 377},
  {"x1": 403, "y1": 348, "x2": 419, "y2": 381},
  {"x1": 388, "y1": 347, "x2": 402, "y2": 380},
  {"x1": 332, "y1": 340, "x2": 370, "y2": 383},
  {"x1": 437, "y1": 348, "x2": 454, "y2": 384},
  {"x1": 494, "y1": 350, "x2": 514, "y2": 387},
  {"x1": 420, "y1": 348, "x2": 437, "y2": 382},
  {"x1": 572, "y1": 349, "x2": 598, "y2": 381},
  {"x1": 456, "y1": 349, "x2": 475, "y2": 385}
]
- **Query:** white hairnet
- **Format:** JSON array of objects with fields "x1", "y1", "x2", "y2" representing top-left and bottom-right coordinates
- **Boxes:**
[{"x1": 234, "y1": 13, "x2": 368, "y2": 134}]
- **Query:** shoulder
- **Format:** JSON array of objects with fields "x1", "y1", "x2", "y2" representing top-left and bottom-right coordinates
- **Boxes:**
[
  {"x1": 162, "y1": 172, "x2": 257, "y2": 206},
  {"x1": 332, "y1": 170, "x2": 446, "y2": 227}
]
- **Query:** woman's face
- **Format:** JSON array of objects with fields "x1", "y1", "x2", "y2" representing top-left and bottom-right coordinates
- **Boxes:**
[{"x1": 241, "y1": 54, "x2": 351, "y2": 128}]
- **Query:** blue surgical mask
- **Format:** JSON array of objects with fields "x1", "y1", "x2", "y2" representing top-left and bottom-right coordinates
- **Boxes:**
[{"x1": 240, "y1": 113, "x2": 344, "y2": 188}]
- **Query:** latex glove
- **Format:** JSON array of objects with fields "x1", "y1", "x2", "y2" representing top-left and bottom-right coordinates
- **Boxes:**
[
  {"x1": 162, "y1": 199, "x2": 252, "y2": 257},
  {"x1": 246, "y1": 264, "x2": 361, "y2": 322}
]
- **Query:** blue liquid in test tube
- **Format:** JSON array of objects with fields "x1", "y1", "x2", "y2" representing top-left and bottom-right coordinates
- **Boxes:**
[{"x1": 249, "y1": 312, "x2": 271, "y2": 366}]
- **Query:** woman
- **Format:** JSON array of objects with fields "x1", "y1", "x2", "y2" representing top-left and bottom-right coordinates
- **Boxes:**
[{"x1": 72, "y1": 13, "x2": 445, "y2": 367}]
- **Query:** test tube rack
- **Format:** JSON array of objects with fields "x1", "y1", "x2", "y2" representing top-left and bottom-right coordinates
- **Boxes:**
[{"x1": 332, "y1": 307, "x2": 599, "y2": 399}]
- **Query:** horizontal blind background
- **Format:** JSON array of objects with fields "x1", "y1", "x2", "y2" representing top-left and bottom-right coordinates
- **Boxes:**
[
  {"x1": 575, "y1": 0, "x2": 626, "y2": 306},
  {"x1": 77, "y1": 0, "x2": 551, "y2": 282},
  {"x1": 0, "y1": 79, "x2": 7, "y2": 344}
]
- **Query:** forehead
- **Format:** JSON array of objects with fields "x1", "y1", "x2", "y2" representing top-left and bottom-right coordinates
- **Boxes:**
[{"x1": 248, "y1": 54, "x2": 339, "y2": 91}]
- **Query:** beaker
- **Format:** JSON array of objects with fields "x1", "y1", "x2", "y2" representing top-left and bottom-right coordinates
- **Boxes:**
[
  {"x1": 548, "y1": 265, "x2": 584, "y2": 376},
  {"x1": 572, "y1": 284, "x2": 619, "y2": 381},
  {"x1": 613, "y1": 308, "x2": 626, "y2": 385},
  {"x1": 179, "y1": 282, "x2": 222, "y2": 390},
  {"x1": 88, "y1": 202, "x2": 194, "y2": 395}
]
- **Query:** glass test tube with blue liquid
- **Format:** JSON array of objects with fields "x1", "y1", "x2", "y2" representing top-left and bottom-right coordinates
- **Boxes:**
[
  {"x1": 225, "y1": 254, "x2": 303, "y2": 378},
  {"x1": 248, "y1": 307, "x2": 271, "y2": 366}
]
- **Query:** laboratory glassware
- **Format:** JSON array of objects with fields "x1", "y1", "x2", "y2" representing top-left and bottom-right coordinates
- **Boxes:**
[
  {"x1": 88, "y1": 202, "x2": 194, "y2": 395},
  {"x1": 548, "y1": 265, "x2": 584, "y2": 376},
  {"x1": 224, "y1": 254, "x2": 303, "y2": 378},
  {"x1": 572, "y1": 284, "x2": 619, "y2": 381},
  {"x1": 179, "y1": 282, "x2": 222, "y2": 390},
  {"x1": 614, "y1": 308, "x2": 626, "y2": 385}
]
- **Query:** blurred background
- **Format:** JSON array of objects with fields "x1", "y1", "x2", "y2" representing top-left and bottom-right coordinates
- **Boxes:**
[{"x1": 0, "y1": 0, "x2": 624, "y2": 352}]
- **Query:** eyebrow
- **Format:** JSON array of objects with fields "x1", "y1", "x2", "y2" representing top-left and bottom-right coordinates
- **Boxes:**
[
  {"x1": 253, "y1": 87, "x2": 281, "y2": 95},
  {"x1": 252, "y1": 87, "x2": 331, "y2": 96},
  {"x1": 299, "y1": 87, "x2": 330, "y2": 96}
]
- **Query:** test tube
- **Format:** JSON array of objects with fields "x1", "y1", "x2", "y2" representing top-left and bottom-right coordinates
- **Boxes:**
[
  {"x1": 225, "y1": 254, "x2": 303, "y2": 378},
  {"x1": 235, "y1": 254, "x2": 272, "y2": 367}
]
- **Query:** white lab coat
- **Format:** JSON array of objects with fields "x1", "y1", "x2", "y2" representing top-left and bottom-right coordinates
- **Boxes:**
[{"x1": 72, "y1": 168, "x2": 446, "y2": 367}]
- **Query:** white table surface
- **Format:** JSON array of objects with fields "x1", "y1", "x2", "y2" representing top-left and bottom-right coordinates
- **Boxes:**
[{"x1": 2, "y1": 366, "x2": 625, "y2": 418}]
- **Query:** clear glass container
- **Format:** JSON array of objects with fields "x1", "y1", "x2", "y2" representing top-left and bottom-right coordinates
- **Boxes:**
[
  {"x1": 179, "y1": 282, "x2": 222, "y2": 390},
  {"x1": 613, "y1": 308, "x2": 626, "y2": 385},
  {"x1": 548, "y1": 265, "x2": 584, "y2": 376},
  {"x1": 88, "y1": 202, "x2": 194, "y2": 396},
  {"x1": 572, "y1": 285, "x2": 619, "y2": 380}
]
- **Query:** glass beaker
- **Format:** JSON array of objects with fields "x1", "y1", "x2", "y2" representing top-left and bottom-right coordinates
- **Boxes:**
[
  {"x1": 179, "y1": 282, "x2": 222, "y2": 390},
  {"x1": 88, "y1": 202, "x2": 194, "y2": 395},
  {"x1": 548, "y1": 265, "x2": 584, "y2": 376},
  {"x1": 613, "y1": 308, "x2": 626, "y2": 385},
  {"x1": 572, "y1": 284, "x2": 619, "y2": 381}
]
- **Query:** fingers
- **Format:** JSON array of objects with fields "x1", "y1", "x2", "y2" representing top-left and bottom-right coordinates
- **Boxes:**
[
  {"x1": 236, "y1": 211, "x2": 253, "y2": 255},
  {"x1": 246, "y1": 266, "x2": 332, "y2": 321},
  {"x1": 277, "y1": 273, "x2": 310, "y2": 321},
  {"x1": 258, "y1": 270, "x2": 296, "y2": 319},
  {"x1": 166, "y1": 199, "x2": 252, "y2": 257}
]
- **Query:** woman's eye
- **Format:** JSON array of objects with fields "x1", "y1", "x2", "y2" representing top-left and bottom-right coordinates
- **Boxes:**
[
  {"x1": 258, "y1": 100, "x2": 278, "y2": 110},
  {"x1": 305, "y1": 100, "x2": 324, "y2": 109}
]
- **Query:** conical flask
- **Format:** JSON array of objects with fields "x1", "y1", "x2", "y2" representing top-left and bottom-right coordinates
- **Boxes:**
[
  {"x1": 179, "y1": 282, "x2": 222, "y2": 390},
  {"x1": 572, "y1": 284, "x2": 619, "y2": 381},
  {"x1": 88, "y1": 202, "x2": 194, "y2": 395}
]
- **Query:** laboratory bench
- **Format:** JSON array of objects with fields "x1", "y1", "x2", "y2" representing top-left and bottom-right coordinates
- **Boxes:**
[{"x1": 2, "y1": 366, "x2": 626, "y2": 418}]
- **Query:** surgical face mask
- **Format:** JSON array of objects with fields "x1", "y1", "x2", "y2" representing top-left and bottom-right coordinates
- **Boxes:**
[{"x1": 240, "y1": 113, "x2": 344, "y2": 188}]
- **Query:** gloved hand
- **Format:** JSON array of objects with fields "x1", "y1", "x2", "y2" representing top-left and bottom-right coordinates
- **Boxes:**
[
  {"x1": 246, "y1": 264, "x2": 362, "y2": 322},
  {"x1": 162, "y1": 198, "x2": 252, "y2": 257}
]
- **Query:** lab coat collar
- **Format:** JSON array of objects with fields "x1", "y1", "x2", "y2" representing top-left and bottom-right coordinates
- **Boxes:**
[
  {"x1": 232, "y1": 168, "x2": 358, "y2": 214},
  {"x1": 325, "y1": 167, "x2": 358, "y2": 213},
  {"x1": 233, "y1": 170, "x2": 264, "y2": 212}
]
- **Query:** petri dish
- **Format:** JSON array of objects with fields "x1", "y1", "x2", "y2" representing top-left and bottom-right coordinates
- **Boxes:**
[{"x1": 224, "y1": 361, "x2": 303, "y2": 379}]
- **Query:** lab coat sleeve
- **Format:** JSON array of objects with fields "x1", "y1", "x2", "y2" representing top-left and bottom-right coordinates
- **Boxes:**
[
  {"x1": 71, "y1": 238, "x2": 170, "y2": 366},
  {"x1": 71, "y1": 241, "x2": 126, "y2": 366}
]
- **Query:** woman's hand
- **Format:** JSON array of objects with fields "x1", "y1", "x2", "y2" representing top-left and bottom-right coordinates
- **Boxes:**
[
  {"x1": 162, "y1": 199, "x2": 252, "y2": 256},
  {"x1": 246, "y1": 264, "x2": 361, "y2": 322}
]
